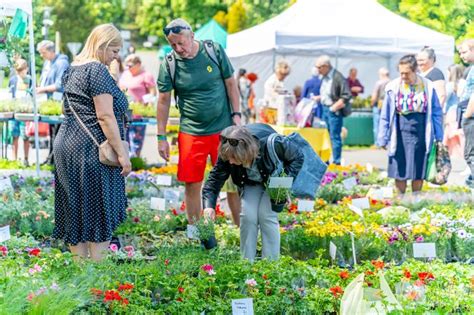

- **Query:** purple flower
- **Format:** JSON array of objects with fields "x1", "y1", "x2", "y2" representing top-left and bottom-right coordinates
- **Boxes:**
[{"x1": 415, "y1": 236, "x2": 424, "y2": 243}]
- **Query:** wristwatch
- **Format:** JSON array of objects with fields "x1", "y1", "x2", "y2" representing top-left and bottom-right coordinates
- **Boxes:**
[
  {"x1": 156, "y1": 134, "x2": 167, "y2": 141},
  {"x1": 231, "y1": 112, "x2": 242, "y2": 118}
]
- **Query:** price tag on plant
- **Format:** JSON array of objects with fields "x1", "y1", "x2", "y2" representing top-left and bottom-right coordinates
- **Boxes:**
[
  {"x1": 156, "y1": 175, "x2": 172, "y2": 186},
  {"x1": 150, "y1": 197, "x2": 166, "y2": 211},
  {"x1": 351, "y1": 197, "x2": 370, "y2": 210},
  {"x1": 268, "y1": 176, "x2": 293, "y2": 188},
  {"x1": 0, "y1": 177, "x2": 13, "y2": 193},
  {"x1": 413, "y1": 243, "x2": 436, "y2": 258},
  {"x1": 297, "y1": 200, "x2": 315, "y2": 212},
  {"x1": 232, "y1": 298, "x2": 254, "y2": 315},
  {"x1": 329, "y1": 241, "x2": 337, "y2": 260},
  {"x1": 348, "y1": 204, "x2": 364, "y2": 217},
  {"x1": 170, "y1": 155, "x2": 179, "y2": 164},
  {"x1": 367, "y1": 188, "x2": 384, "y2": 200},
  {"x1": 342, "y1": 177, "x2": 357, "y2": 190},
  {"x1": 366, "y1": 162, "x2": 374, "y2": 173},
  {"x1": 382, "y1": 187, "x2": 394, "y2": 198},
  {"x1": 0, "y1": 225, "x2": 11, "y2": 243}
]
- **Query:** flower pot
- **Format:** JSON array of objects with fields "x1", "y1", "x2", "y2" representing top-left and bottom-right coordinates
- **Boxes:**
[
  {"x1": 201, "y1": 235, "x2": 217, "y2": 250},
  {"x1": 271, "y1": 201, "x2": 286, "y2": 213}
]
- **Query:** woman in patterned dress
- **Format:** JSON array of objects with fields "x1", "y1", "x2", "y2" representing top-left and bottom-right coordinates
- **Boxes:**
[{"x1": 53, "y1": 24, "x2": 131, "y2": 261}]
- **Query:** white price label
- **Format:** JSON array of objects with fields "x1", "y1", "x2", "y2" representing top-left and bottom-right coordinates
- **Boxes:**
[
  {"x1": 348, "y1": 204, "x2": 364, "y2": 217},
  {"x1": 268, "y1": 177, "x2": 293, "y2": 188},
  {"x1": 413, "y1": 243, "x2": 436, "y2": 258},
  {"x1": 351, "y1": 197, "x2": 370, "y2": 210},
  {"x1": 0, "y1": 177, "x2": 13, "y2": 193},
  {"x1": 297, "y1": 200, "x2": 315, "y2": 212},
  {"x1": 367, "y1": 188, "x2": 384, "y2": 200},
  {"x1": 232, "y1": 298, "x2": 254, "y2": 315},
  {"x1": 342, "y1": 177, "x2": 357, "y2": 190},
  {"x1": 382, "y1": 187, "x2": 394, "y2": 198},
  {"x1": 150, "y1": 197, "x2": 166, "y2": 211},
  {"x1": 366, "y1": 162, "x2": 374, "y2": 173},
  {"x1": 163, "y1": 189, "x2": 180, "y2": 202},
  {"x1": 0, "y1": 225, "x2": 11, "y2": 243},
  {"x1": 156, "y1": 175, "x2": 172, "y2": 186},
  {"x1": 329, "y1": 241, "x2": 337, "y2": 260}
]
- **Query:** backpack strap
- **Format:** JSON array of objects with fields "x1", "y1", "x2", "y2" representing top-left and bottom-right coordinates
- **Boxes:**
[
  {"x1": 164, "y1": 51, "x2": 178, "y2": 108},
  {"x1": 266, "y1": 133, "x2": 283, "y2": 176}
]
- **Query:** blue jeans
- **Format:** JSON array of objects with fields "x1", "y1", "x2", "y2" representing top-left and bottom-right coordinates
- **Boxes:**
[
  {"x1": 322, "y1": 105, "x2": 343, "y2": 164},
  {"x1": 372, "y1": 106, "x2": 380, "y2": 145}
]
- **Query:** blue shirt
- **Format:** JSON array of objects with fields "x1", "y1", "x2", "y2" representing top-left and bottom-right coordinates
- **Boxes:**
[
  {"x1": 302, "y1": 76, "x2": 321, "y2": 98},
  {"x1": 461, "y1": 66, "x2": 474, "y2": 102},
  {"x1": 39, "y1": 53, "x2": 70, "y2": 99}
]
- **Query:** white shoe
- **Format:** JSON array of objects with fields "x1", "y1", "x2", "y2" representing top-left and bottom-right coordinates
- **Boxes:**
[{"x1": 460, "y1": 168, "x2": 471, "y2": 176}]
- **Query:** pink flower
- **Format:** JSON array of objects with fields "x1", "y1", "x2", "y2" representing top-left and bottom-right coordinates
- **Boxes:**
[
  {"x1": 50, "y1": 282, "x2": 59, "y2": 291},
  {"x1": 28, "y1": 264, "x2": 42, "y2": 275},
  {"x1": 109, "y1": 244, "x2": 118, "y2": 252},
  {"x1": 0, "y1": 245, "x2": 8, "y2": 256},
  {"x1": 415, "y1": 235, "x2": 424, "y2": 242},
  {"x1": 245, "y1": 278, "x2": 257, "y2": 287},
  {"x1": 27, "y1": 292, "x2": 35, "y2": 301},
  {"x1": 124, "y1": 245, "x2": 135, "y2": 252},
  {"x1": 127, "y1": 251, "x2": 135, "y2": 258},
  {"x1": 201, "y1": 264, "x2": 216, "y2": 275}
]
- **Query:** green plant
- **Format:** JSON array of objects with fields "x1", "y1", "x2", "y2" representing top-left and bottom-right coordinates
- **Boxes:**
[
  {"x1": 195, "y1": 216, "x2": 215, "y2": 241},
  {"x1": 39, "y1": 100, "x2": 62, "y2": 116}
]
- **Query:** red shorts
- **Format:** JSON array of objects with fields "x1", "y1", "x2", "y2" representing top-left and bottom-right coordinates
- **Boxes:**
[{"x1": 177, "y1": 132, "x2": 220, "y2": 183}]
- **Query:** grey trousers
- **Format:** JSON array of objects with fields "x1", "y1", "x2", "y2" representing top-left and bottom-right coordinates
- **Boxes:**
[
  {"x1": 463, "y1": 118, "x2": 474, "y2": 181},
  {"x1": 240, "y1": 185, "x2": 280, "y2": 262}
]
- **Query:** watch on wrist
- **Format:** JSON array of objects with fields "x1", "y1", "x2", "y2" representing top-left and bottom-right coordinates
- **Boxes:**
[
  {"x1": 231, "y1": 112, "x2": 242, "y2": 118},
  {"x1": 156, "y1": 134, "x2": 167, "y2": 141}
]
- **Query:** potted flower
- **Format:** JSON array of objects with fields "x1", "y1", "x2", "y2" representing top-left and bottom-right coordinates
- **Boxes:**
[
  {"x1": 196, "y1": 216, "x2": 217, "y2": 250},
  {"x1": 266, "y1": 172, "x2": 291, "y2": 213}
]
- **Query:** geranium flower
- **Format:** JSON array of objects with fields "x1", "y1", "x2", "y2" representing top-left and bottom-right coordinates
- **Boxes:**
[
  {"x1": 339, "y1": 270, "x2": 349, "y2": 279},
  {"x1": 245, "y1": 279, "x2": 257, "y2": 287},
  {"x1": 172, "y1": 208, "x2": 179, "y2": 216},
  {"x1": 109, "y1": 244, "x2": 118, "y2": 252},
  {"x1": 403, "y1": 269, "x2": 411, "y2": 280},
  {"x1": 124, "y1": 245, "x2": 134, "y2": 252},
  {"x1": 201, "y1": 264, "x2": 216, "y2": 275},
  {"x1": 103, "y1": 290, "x2": 122, "y2": 302},
  {"x1": 418, "y1": 272, "x2": 435, "y2": 284},
  {"x1": 178, "y1": 287, "x2": 185, "y2": 293},
  {"x1": 329, "y1": 286, "x2": 344, "y2": 297},
  {"x1": 28, "y1": 248, "x2": 41, "y2": 257},
  {"x1": 164, "y1": 259, "x2": 170, "y2": 266},
  {"x1": 133, "y1": 217, "x2": 140, "y2": 223},
  {"x1": 0, "y1": 245, "x2": 8, "y2": 256},
  {"x1": 27, "y1": 292, "x2": 35, "y2": 301},
  {"x1": 406, "y1": 290, "x2": 420, "y2": 301},
  {"x1": 118, "y1": 283, "x2": 134, "y2": 291},
  {"x1": 371, "y1": 260, "x2": 385, "y2": 270},
  {"x1": 90, "y1": 288, "x2": 103, "y2": 296}
]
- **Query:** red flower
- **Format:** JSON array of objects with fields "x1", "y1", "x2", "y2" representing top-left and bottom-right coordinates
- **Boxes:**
[
  {"x1": 178, "y1": 287, "x2": 184, "y2": 293},
  {"x1": 127, "y1": 207, "x2": 133, "y2": 212},
  {"x1": 371, "y1": 260, "x2": 385, "y2": 270},
  {"x1": 29, "y1": 248, "x2": 41, "y2": 257},
  {"x1": 171, "y1": 208, "x2": 179, "y2": 216},
  {"x1": 176, "y1": 297, "x2": 183, "y2": 302},
  {"x1": 365, "y1": 270, "x2": 374, "y2": 276},
  {"x1": 215, "y1": 204, "x2": 225, "y2": 218},
  {"x1": 35, "y1": 187, "x2": 43, "y2": 194},
  {"x1": 329, "y1": 286, "x2": 344, "y2": 297},
  {"x1": 371, "y1": 199, "x2": 378, "y2": 205},
  {"x1": 133, "y1": 217, "x2": 140, "y2": 223},
  {"x1": 90, "y1": 288, "x2": 103, "y2": 296},
  {"x1": 0, "y1": 245, "x2": 7, "y2": 256},
  {"x1": 122, "y1": 298, "x2": 129, "y2": 305},
  {"x1": 339, "y1": 270, "x2": 349, "y2": 279},
  {"x1": 288, "y1": 203, "x2": 298, "y2": 213},
  {"x1": 118, "y1": 283, "x2": 134, "y2": 291},
  {"x1": 103, "y1": 290, "x2": 122, "y2": 302},
  {"x1": 164, "y1": 259, "x2": 170, "y2": 266},
  {"x1": 403, "y1": 269, "x2": 411, "y2": 280},
  {"x1": 180, "y1": 201, "x2": 186, "y2": 211},
  {"x1": 262, "y1": 274, "x2": 268, "y2": 280},
  {"x1": 418, "y1": 272, "x2": 435, "y2": 284}
]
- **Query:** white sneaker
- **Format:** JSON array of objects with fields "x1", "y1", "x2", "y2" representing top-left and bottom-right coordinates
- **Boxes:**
[
  {"x1": 460, "y1": 168, "x2": 471, "y2": 176},
  {"x1": 186, "y1": 224, "x2": 199, "y2": 240}
]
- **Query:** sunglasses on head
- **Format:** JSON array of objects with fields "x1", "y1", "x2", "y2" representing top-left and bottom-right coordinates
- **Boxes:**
[
  {"x1": 163, "y1": 25, "x2": 191, "y2": 36},
  {"x1": 220, "y1": 135, "x2": 240, "y2": 147}
]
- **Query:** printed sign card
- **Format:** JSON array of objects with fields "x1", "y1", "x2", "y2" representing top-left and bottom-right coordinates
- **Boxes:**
[
  {"x1": 268, "y1": 177, "x2": 293, "y2": 188},
  {"x1": 0, "y1": 225, "x2": 11, "y2": 243},
  {"x1": 232, "y1": 298, "x2": 254, "y2": 315},
  {"x1": 348, "y1": 204, "x2": 364, "y2": 217},
  {"x1": 351, "y1": 197, "x2": 370, "y2": 210},
  {"x1": 413, "y1": 243, "x2": 436, "y2": 258},
  {"x1": 0, "y1": 177, "x2": 13, "y2": 193},
  {"x1": 342, "y1": 177, "x2": 357, "y2": 190},
  {"x1": 156, "y1": 175, "x2": 172, "y2": 186},
  {"x1": 150, "y1": 197, "x2": 166, "y2": 211},
  {"x1": 329, "y1": 241, "x2": 337, "y2": 260},
  {"x1": 297, "y1": 200, "x2": 315, "y2": 212}
]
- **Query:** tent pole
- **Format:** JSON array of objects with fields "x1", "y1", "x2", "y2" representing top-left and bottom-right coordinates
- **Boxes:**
[
  {"x1": 335, "y1": 36, "x2": 340, "y2": 69},
  {"x1": 28, "y1": 12, "x2": 40, "y2": 177}
]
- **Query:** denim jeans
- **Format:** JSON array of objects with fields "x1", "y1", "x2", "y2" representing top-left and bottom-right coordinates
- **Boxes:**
[
  {"x1": 322, "y1": 105, "x2": 343, "y2": 164},
  {"x1": 462, "y1": 117, "x2": 474, "y2": 186},
  {"x1": 372, "y1": 106, "x2": 380, "y2": 145}
]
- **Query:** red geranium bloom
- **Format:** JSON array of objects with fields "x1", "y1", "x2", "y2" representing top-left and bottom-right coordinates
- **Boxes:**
[
  {"x1": 339, "y1": 270, "x2": 349, "y2": 279},
  {"x1": 29, "y1": 248, "x2": 41, "y2": 257},
  {"x1": 418, "y1": 272, "x2": 435, "y2": 284},
  {"x1": 178, "y1": 287, "x2": 184, "y2": 293},
  {"x1": 118, "y1": 283, "x2": 134, "y2": 291},
  {"x1": 0, "y1": 245, "x2": 7, "y2": 256},
  {"x1": 172, "y1": 208, "x2": 179, "y2": 216},
  {"x1": 262, "y1": 274, "x2": 268, "y2": 280},
  {"x1": 177, "y1": 297, "x2": 183, "y2": 302},
  {"x1": 103, "y1": 290, "x2": 122, "y2": 302},
  {"x1": 90, "y1": 288, "x2": 103, "y2": 296},
  {"x1": 122, "y1": 298, "x2": 129, "y2": 305},
  {"x1": 371, "y1": 260, "x2": 385, "y2": 270},
  {"x1": 164, "y1": 259, "x2": 170, "y2": 266},
  {"x1": 365, "y1": 270, "x2": 374, "y2": 276},
  {"x1": 329, "y1": 286, "x2": 344, "y2": 297},
  {"x1": 180, "y1": 201, "x2": 186, "y2": 211},
  {"x1": 215, "y1": 204, "x2": 225, "y2": 218},
  {"x1": 371, "y1": 199, "x2": 378, "y2": 205},
  {"x1": 403, "y1": 269, "x2": 411, "y2": 280},
  {"x1": 133, "y1": 217, "x2": 140, "y2": 223},
  {"x1": 288, "y1": 203, "x2": 298, "y2": 213}
]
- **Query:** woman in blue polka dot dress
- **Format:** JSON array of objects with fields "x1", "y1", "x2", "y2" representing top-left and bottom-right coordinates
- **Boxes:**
[{"x1": 53, "y1": 24, "x2": 131, "y2": 261}]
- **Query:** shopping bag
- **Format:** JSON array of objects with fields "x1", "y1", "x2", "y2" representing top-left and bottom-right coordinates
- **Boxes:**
[
  {"x1": 294, "y1": 98, "x2": 315, "y2": 128},
  {"x1": 25, "y1": 122, "x2": 50, "y2": 137},
  {"x1": 425, "y1": 141, "x2": 451, "y2": 185},
  {"x1": 425, "y1": 144, "x2": 437, "y2": 183}
]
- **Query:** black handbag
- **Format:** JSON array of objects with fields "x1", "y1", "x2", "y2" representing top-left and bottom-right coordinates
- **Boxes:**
[{"x1": 457, "y1": 99, "x2": 469, "y2": 129}]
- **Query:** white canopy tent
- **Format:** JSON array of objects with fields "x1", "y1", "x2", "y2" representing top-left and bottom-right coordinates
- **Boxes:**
[
  {"x1": 1, "y1": 0, "x2": 41, "y2": 176},
  {"x1": 227, "y1": 0, "x2": 455, "y2": 98}
]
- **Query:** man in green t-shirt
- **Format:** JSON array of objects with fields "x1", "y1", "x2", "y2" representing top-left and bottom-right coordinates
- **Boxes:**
[{"x1": 157, "y1": 18, "x2": 242, "y2": 235}]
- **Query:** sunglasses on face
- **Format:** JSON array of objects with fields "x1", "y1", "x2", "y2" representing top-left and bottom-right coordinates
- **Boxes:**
[
  {"x1": 163, "y1": 26, "x2": 191, "y2": 36},
  {"x1": 220, "y1": 135, "x2": 240, "y2": 147}
]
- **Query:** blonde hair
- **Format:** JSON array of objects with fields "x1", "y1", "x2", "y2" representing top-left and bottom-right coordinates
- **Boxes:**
[
  {"x1": 275, "y1": 59, "x2": 290, "y2": 75},
  {"x1": 75, "y1": 24, "x2": 122, "y2": 64},
  {"x1": 14, "y1": 59, "x2": 28, "y2": 72},
  {"x1": 219, "y1": 126, "x2": 260, "y2": 168}
]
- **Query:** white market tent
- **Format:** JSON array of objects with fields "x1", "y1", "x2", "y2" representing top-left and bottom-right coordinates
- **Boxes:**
[
  {"x1": 1, "y1": 0, "x2": 41, "y2": 176},
  {"x1": 227, "y1": 0, "x2": 455, "y2": 98}
]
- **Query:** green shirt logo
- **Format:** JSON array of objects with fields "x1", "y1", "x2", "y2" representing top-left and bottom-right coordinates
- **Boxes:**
[{"x1": 207, "y1": 65, "x2": 213, "y2": 73}]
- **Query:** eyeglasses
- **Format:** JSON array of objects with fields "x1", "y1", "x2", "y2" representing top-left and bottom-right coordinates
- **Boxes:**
[
  {"x1": 126, "y1": 63, "x2": 135, "y2": 68},
  {"x1": 315, "y1": 65, "x2": 327, "y2": 69},
  {"x1": 220, "y1": 135, "x2": 240, "y2": 147},
  {"x1": 163, "y1": 26, "x2": 191, "y2": 36}
]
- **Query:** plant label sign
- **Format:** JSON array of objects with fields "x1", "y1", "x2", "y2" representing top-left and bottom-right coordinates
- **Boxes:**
[
  {"x1": 150, "y1": 197, "x2": 166, "y2": 211},
  {"x1": 342, "y1": 177, "x2": 357, "y2": 190},
  {"x1": 297, "y1": 200, "x2": 315, "y2": 212},
  {"x1": 268, "y1": 177, "x2": 293, "y2": 188},
  {"x1": 329, "y1": 241, "x2": 337, "y2": 260},
  {"x1": 413, "y1": 243, "x2": 436, "y2": 258},
  {"x1": 0, "y1": 225, "x2": 11, "y2": 243},
  {"x1": 348, "y1": 204, "x2": 364, "y2": 217},
  {"x1": 156, "y1": 175, "x2": 172, "y2": 186},
  {"x1": 367, "y1": 188, "x2": 384, "y2": 200},
  {"x1": 366, "y1": 162, "x2": 374, "y2": 173},
  {"x1": 382, "y1": 187, "x2": 394, "y2": 198},
  {"x1": 232, "y1": 298, "x2": 254, "y2": 315},
  {"x1": 351, "y1": 197, "x2": 370, "y2": 210},
  {"x1": 0, "y1": 177, "x2": 13, "y2": 193}
]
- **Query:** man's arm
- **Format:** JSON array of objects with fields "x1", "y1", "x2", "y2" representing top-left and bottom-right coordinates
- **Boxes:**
[
  {"x1": 464, "y1": 93, "x2": 474, "y2": 118},
  {"x1": 224, "y1": 76, "x2": 241, "y2": 125},
  {"x1": 157, "y1": 92, "x2": 171, "y2": 161}
]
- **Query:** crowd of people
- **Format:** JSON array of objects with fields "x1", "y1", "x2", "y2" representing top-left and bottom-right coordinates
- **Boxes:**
[{"x1": 2, "y1": 17, "x2": 473, "y2": 262}]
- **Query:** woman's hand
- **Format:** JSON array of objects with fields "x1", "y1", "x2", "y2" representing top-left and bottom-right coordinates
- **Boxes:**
[
  {"x1": 118, "y1": 155, "x2": 132, "y2": 176},
  {"x1": 203, "y1": 208, "x2": 216, "y2": 221}
]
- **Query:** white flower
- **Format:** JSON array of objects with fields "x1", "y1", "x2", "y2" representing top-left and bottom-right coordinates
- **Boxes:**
[
  {"x1": 457, "y1": 229, "x2": 468, "y2": 239},
  {"x1": 465, "y1": 233, "x2": 473, "y2": 239},
  {"x1": 245, "y1": 278, "x2": 257, "y2": 287}
]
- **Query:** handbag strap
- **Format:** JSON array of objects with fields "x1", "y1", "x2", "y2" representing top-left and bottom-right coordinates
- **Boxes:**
[{"x1": 65, "y1": 93, "x2": 126, "y2": 147}]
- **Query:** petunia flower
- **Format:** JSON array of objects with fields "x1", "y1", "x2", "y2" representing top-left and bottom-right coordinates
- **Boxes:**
[
  {"x1": 109, "y1": 244, "x2": 118, "y2": 252},
  {"x1": 201, "y1": 264, "x2": 216, "y2": 275},
  {"x1": 245, "y1": 279, "x2": 257, "y2": 287},
  {"x1": 28, "y1": 248, "x2": 41, "y2": 257}
]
